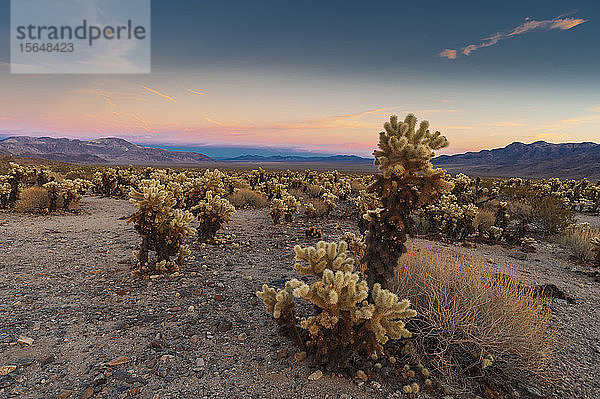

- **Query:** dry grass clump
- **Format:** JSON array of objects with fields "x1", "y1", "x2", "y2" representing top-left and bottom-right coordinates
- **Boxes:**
[
  {"x1": 393, "y1": 242, "x2": 554, "y2": 386},
  {"x1": 228, "y1": 188, "x2": 268, "y2": 209},
  {"x1": 560, "y1": 223, "x2": 600, "y2": 262},
  {"x1": 15, "y1": 186, "x2": 49, "y2": 213},
  {"x1": 304, "y1": 199, "x2": 330, "y2": 218},
  {"x1": 474, "y1": 208, "x2": 495, "y2": 232}
]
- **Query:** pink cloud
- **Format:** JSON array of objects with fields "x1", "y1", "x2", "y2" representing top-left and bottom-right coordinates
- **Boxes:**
[{"x1": 441, "y1": 15, "x2": 587, "y2": 59}]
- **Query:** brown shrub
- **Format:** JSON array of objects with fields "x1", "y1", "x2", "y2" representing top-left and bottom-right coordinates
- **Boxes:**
[
  {"x1": 559, "y1": 223, "x2": 600, "y2": 262},
  {"x1": 532, "y1": 195, "x2": 574, "y2": 235},
  {"x1": 474, "y1": 208, "x2": 495, "y2": 232},
  {"x1": 227, "y1": 188, "x2": 268, "y2": 209},
  {"x1": 305, "y1": 199, "x2": 330, "y2": 218},
  {"x1": 303, "y1": 183, "x2": 322, "y2": 198},
  {"x1": 350, "y1": 179, "x2": 367, "y2": 194},
  {"x1": 393, "y1": 242, "x2": 554, "y2": 387},
  {"x1": 16, "y1": 186, "x2": 49, "y2": 213}
]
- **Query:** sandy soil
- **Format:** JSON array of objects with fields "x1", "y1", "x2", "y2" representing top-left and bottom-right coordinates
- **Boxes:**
[{"x1": 1, "y1": 196, "x2": 598, "y2": 399}]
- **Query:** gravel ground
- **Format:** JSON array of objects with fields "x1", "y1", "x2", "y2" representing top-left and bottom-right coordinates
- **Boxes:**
[{"x1": 0, "y1": 196, "x2": 598, "y2": 399}]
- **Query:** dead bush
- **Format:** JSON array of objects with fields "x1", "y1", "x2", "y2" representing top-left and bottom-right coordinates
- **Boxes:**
[
  {"x1": 474, "y1": 208, "x2": 495, "y2": 233},
  {"x1": 304, "y1": 198, "x2": 330, "y2": 218},
  {"x1": 16, "y1": 186, "x2": 49, "y2": 213},
  {"x1": 560, "y1": 223, "x2": 600, "y2": 262},
  {"x1": 228, "y1": 188, "x2": 268, "y2": 209},
  {"x1": 303, "y1": 183, "x2": 322, "y2": 198},
  {"x1": 393, "y1": 242, "x2": 554, "y2": 388}
]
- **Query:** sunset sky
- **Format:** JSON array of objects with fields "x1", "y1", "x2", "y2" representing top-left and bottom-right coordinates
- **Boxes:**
[{"x1": 1, "y1": 1, "x2": 599, "y2": 157}]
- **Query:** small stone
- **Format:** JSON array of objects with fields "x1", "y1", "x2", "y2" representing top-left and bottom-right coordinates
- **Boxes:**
[
  {"x1": 308, "y1": 370, "x2": 323, "y2": 381},
  {"x1": 196, "y1": 358, "x2": 205, "y2": 368},
  {"x1": 356, "y1": 370, "x2": 368, "y2": 382},
  {"x1": 216, "y1": 321, "x2": 232, "y2": 332},
  {"x1": 187, "y1": 305, "x2": 195, "y2": 312},
  {"x1": 80, "y1": 386, "x2": 94, "y2": 399},
  {"x1": 40, "y1": 354, "x2": 56, "y2": 366},
  {"x1": 150, "y1": 339, "x2": 164, "y2": 349},
  {"x1": 0, "y1": 366, "x2": 16, "y2": 376},
  {"x1": 278, "y1": 349, "x2": 288, "y2": 359},
  {"x1": 237, "y1": 333, "x2": 247, "y2": 341},
  {"x1": 56, "y1": 390, "x2": 73, "y2": 399},
  {"x1": 93, "y1": 373, "x2": 107, "y2": 386},
  {"x1": 129, "y1": 387, "x2": 141, "y2": 396},
  {"x1": 17, "y1": 336, "x2": 34, "y2": 346},
  {"x1": 107, "y1": 356, "x2": 131, "y2": 366},
  {"x1": 214, "y1": 294, "x2": 224, "y2": 301}
]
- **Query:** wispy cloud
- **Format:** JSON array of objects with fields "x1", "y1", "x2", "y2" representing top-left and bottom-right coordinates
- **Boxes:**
[
  {"x1": 142, "y1": 86, "x2": 177, "y2": 103},
  {"x1": 185, "y1": 88, "x2": 205, "y2": 96},
  {"x1": 439, "y1": 49, "x2": 457, "y2": 60},
  {"x1": 485, "y1": 121, "x2": 527, "y2": 127},
  {"x1": 441, "y1": 15, "x2": 587, "y2": 59},
  {"x1": 204, "y1": 117, "x2": 225, "y2": 126}
]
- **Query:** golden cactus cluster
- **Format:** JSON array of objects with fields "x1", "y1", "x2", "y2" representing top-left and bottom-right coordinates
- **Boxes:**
[{"x1": 257, "y1": 240, "x2": 416, "y2": 363}]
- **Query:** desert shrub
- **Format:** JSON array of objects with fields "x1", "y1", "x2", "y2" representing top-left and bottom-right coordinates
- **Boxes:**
[
  {"x1": 0, "y1": 176, "x2": 11, "y2": 209},
  {"x1": 304, "y1": 199, "x2": 331, "y2": 219},
  {"x1": 303, "y1": 183, "x2": 322, "y2": 198},
  {"x1": 393, "y1": 243, "x2": 554, "y2": 387},
  {"x1": 560, "y1": 223, "x2": 600, "y2": 262},
  {"x1": 43, "y1": 181, "x2": 61, "y2": 212},
  {"x1": 532, "y1": 195, "x2": 575, "y2": 235},
  {"x1": 228, "y1": 188, "x2": 268, "y2": 209},
  {"x1": 350, "y1": 179, "x2": 367, "y2": 194},
  {"x1": 192, "y1": 190, "x2": 236, "y2": 242},
  {"x1": 257, "y1": 240, "x2": 416, "y2": 366},
  {"x1": 127, "y1": 179, "x2": 196, "y2": 275},
  {"x1": 474, "y1": 208, "x2": 495, "y2": 235},
  {"x1": 15, "y1": 186, "x2": 50, "y2": 213}
]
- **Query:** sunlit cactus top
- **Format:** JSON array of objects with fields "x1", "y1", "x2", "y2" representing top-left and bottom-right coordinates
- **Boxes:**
[{"x1": 373, "y1": 114, "x2": 449, "y2": 178}]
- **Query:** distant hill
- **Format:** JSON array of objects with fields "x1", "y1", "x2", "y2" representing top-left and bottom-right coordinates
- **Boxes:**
[
  {"x1": 433, "y1": 141, "x2": 600, "y2": 180},
  {"x1": 0, "y1": 136, "x2": 215, "y2": 165},
  {"x1": 224, "y1": 154, "x2": 372, "y2": 163}
]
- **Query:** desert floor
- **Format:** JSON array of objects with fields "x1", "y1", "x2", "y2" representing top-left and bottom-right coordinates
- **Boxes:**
[{"x1": 1, "y1": 196, "x2": 599, "y2": 399}]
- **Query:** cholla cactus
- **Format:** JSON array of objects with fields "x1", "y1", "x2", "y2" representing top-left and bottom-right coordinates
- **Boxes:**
[
  {"x1": 43, "y1": 181, "x2": 61, "y2": 212},
  {"x1": 60, "y1": 179, "x2": 89, "y2": 210},
  {"x1": 364, "y1": 114, "x2": 452, "y2": 288},
  {"x1": 127, "y1": 179, "x2": 196, "y2": 274},
  {"x1": 192, "y1": 190, "x2": 235, "y2": 242},
  {"x1": 0, "y1": 176, "x2": 11, "y2": 209},
  {"x1": 257, "y1": 240, "x2": 416, "y2": 366},
  {"x1": 7, "y1": 163, "x2": 26, "y2": 207},
  {"x1": 269, "y1": 194, "x2": 299, "y2": 224},
  {"x1": 294, "y1": 240, "x2": 355, "y2": 277}
]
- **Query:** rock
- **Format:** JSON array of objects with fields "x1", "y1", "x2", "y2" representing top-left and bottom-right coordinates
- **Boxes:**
[
  {"x1": 216, "y1": 321, "x2": 232, "y2": 333},
  {"x1": 0, "y1": 365, "x2": 17, "y2": 376},
  {"x1": 80, "y1": 386, "x2": 94, "y2": 399},
  {"x1": 129, "y1": 387, "x2": 141, "y2": 396},
  {"x1": 107, "y1": 356, "x2": 131, "y2": 366},
  {"x1": 93, "y1": 373, "x2": 107, "y2": 386},
  {"x1": 150, "y1": 339, "x2": 164, "y2": 349},
  {"x1": 308, "y1": 370, "x2": 323, "y2": 381},
  {"x1": 196, "y1": 358, "x2": 205, "y2": 368},
  {"x1": 56, "y1": 390, "x2": 73, "y2": 399},
  {"x1": 17, "y1": 335, "x2": 34, "y2": 346},
  {"x1": 40, "y1": 354, "x2": 56, "y2": 366},
  {"x1": 16, "y1": 358, "x2": 35, "y2": 367},
  {"x1": 214, "y1": 294, "x2": 224, "y2": 301}
]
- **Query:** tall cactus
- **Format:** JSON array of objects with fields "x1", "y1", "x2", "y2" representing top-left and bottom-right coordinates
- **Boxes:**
[{"x1": 363, "y1": 114, "x2": 452, "y2": 288}]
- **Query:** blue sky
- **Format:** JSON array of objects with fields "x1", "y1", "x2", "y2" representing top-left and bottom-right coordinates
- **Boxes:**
[{"x1": 0, "y1": 0, "x2": 599, "y2": 157}]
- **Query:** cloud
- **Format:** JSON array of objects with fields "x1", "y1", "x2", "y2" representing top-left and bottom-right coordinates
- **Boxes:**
[
  {"x1": 142, "y1": 86, "x2": 177, "y2": 103},
  {"x1": 204, "y1": 117, "x2": 225, "y2": 126},
  {"x1": 485, "y1": 121, "x2": 527, "y2": 127},
  {"x1": 441, "y1": 15, "x2": 587, "y2": 58},
  {"x1": 185, "y1": 88, "x2": 205, "y2": 96},
  {"x1": 587, "y1": 105, "x2": 600, "y2": 113},
  {"x1": 439, "y1": 49, "x2": 457, "y2": 59}
]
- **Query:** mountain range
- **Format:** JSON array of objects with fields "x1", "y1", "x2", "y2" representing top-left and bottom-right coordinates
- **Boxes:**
[
  {"x1": 0, "y1": 136, "x2": 215, "y2": 165},
  {"x1": 432, "y1": 141, "x2": 600, "y2": 180},
  {"x1": 1, "y1": 136, "x2": 599, "y2": 179}
]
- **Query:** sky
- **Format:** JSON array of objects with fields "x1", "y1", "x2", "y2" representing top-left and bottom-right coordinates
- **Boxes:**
[{"x1": 1, "y1": 0, "x2": 599, "y2": 157}]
